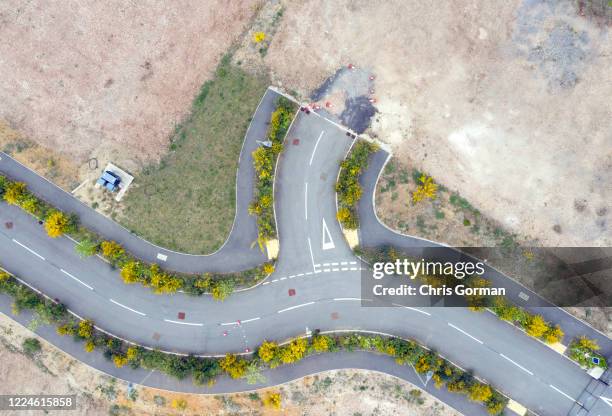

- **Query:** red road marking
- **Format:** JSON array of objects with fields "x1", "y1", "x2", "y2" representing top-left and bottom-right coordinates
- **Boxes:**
[
  {"x1": 177, "y1": 312, "x2": 185, "y2": 320},
  {"x1": 331, "y1": 312, "x2": 339, "y2": 320},
  {"x1": 292, "y1": 139, "x2": 300, "y2": 145},
  {"x1": 5, "y1": 222, "x2": 13, "y2": 229},
  {"x1": 288, "y1": 289, "x2": 296, "y2": 296}
]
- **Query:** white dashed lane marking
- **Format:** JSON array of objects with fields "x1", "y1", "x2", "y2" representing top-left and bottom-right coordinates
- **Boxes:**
[
  {"x1": 164, "y1": 319, "x2": 203, "y2": 327},
  {"x1": 109, "y1": 299, "x2": 146, "y2": 316},
  {"x1": 392, "y1": 304, "x2": 432, "y2": 316},
  {"x1": 549, "y1": 385, "x2": 578, "y2": 402},
  {"x1": 500, "y1": 353, "x2": 534, "y2": 376},
  {"x1": 448, "y1": 323, "x2": 484, "y2": 344},
  {"x1": 60, "y1": 269, "x2": 93, "y2": 290},
  {"x1": 12, "y1": 239, "x2": 45, "y2": 261},
  {"x1": 278, "y1": 302, "x2": 315, "y2": 313},
  {"x1": 260, "y1": 264, "x2": 365, "y2": 287}
]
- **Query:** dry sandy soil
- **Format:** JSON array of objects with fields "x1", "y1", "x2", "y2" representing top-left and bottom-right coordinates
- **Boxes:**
[
  {"x1": 0, "y1": 0, "x2": 262, "y2": 178},
  {"x1": 3, "y1": 0, "x2": 608, "y2": 248},
  {"x1": 0, "y1": 313, "x2": 459, "y2": 416},
  {"x1": 265, "y1": 0, "x2": 611, "y2": 248}
]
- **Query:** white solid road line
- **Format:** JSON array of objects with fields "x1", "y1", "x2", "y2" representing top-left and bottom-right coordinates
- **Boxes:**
[
  {"x1": 96, "y1": 254, "x2": 111, "y2": 264},
  {"x1": 60, "y1": 269, "x2": 93, "y2": 290},
  {"x1": 500, "y1": 353, "x2": 534, "y2": 376},
  {"x1": 549, "y1": 384, "x2": 577, "y2": 402},
  {"x1": 333, "y1": 297, "x2": 362, "y2": 301},
  {"x1": 12, "y1": 239, "x2": 45, "y2": 261},
  {"x1": 241, "y1": 317, "x2": 261, "y2": 324},
  {"x1": 304, "y1": 182, "x2": 308, "y2": 220},
  {"x1": 308, "y1": 238, "x2": 316, "y2": 271},
  {"x1": 109, "y1": 299, "x2": 146, "y2": 316},
  {"x1": 392, "y1": 304, "x2": 432, "y2": 316},
  {"x1": 65, "y1": 235, "x2": 79, "y2": 244},
  {"x1": 164, "y1": 319, "x2": 203, "y2": 327},
  {"x1": 278, "y1": 301, "x2": 315, "y2": 313},
  {"x1": 309, "y1": 131, "x2": 324, "y2": 166},
  {"x1": 448, "y1": 323, "x2": 484, "y2": 344}
]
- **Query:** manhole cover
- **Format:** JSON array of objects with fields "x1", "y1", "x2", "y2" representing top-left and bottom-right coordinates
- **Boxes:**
[{"x1": 88, "y1": 158, "x2": 98, "y2": 170}]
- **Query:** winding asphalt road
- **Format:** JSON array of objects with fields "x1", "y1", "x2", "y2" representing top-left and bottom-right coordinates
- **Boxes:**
[
  {"x1": 0, "y1": 88, "x2": 610, "y2": 416},
  {"x1": 0, "y1": 89, "x2": 281, "y2": 274}
]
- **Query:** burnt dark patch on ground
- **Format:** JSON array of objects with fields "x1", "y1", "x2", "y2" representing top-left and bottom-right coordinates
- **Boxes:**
[
  {"x1": 340, "y1": 96, "x2": 377, "y2": 134},
  {"x1": 310, "y1": 68, "x2": 344, "y2": 102}
]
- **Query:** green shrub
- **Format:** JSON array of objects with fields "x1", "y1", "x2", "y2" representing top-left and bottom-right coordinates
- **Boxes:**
[
  {"x1": 75, "y1": 239, "x2": 99, "y2": 258},
  {"x1": 249, "y1": 97, "x2": 296, "y2": 248},
  {"x1": 336, "y1": 141, "x2": 378, "y2": 229},
  {"x1": 22, "y1": 337, "x2": 42, "y2": 356},
  {"x1": 568, "y1": 337, "x2": 607, "y2": 369}
]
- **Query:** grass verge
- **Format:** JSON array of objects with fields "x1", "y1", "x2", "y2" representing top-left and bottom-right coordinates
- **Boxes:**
[{"x1": 120, "y1": 55, "x2": 269, "y2": 254}]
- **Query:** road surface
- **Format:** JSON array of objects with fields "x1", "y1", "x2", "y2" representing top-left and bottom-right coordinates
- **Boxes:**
[{"x1": 0, "y1": 88, "x2": 610, "y2": 416}]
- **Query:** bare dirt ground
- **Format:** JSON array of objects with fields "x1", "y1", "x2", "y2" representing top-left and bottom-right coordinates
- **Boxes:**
[
  {"x1": 0, "y1": 121, "x2": 81, "y2": 191},
  {"x1": 0, "y1": 313, "x2": 459, "y2": 416},
  {"x1": 265, "y1": 0, "x2": 611, "y2": 249},
  {"x1": 0, "y1": 0, "x2": 262, "y2": 185}
]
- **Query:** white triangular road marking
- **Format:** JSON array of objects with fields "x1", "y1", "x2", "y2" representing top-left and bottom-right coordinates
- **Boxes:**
[
  {"x1": 601, "y1": 396, "x2": 612, "y2": 408},
  {"x1": 322, "y1": 218, "x2": 335, "y2": 250},
  {"x1": 410, "y1": 364, "x2": 429, "y2": 387}
]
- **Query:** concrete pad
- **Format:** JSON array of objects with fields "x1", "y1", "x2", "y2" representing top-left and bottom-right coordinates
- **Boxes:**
[
  {"x1": 506, "y1": 399, "x2": 527, "y2": 415},
  {"x1": 343, "y1": 228, "x2": 359, "y2": 249},
  {"x1": 103, "y1": 162, "x2": 134, "y2": 202},
  {"x1": 588, "y1": 366, "x2": 604, "y2": 379},
  {"x1": 266, "y1": 239, "x2": 279, "y2": 260},
  {"x1": 549, "y1": 342, "x2": 567, "y2": 355}
]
